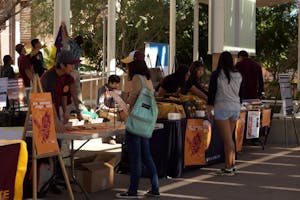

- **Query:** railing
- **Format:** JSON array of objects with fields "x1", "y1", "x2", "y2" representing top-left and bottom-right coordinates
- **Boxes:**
[{"x1": 79, "y1": 73, "x2": 127, "y2": 108}]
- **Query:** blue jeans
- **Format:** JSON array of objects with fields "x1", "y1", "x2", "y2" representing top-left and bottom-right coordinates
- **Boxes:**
[{"x1": 126, "y1": 130, "x2": 159, "y2": 194}]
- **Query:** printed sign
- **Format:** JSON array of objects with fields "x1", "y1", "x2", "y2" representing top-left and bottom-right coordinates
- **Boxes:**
[
  {"x1": 184, "y1": 119, "x2": 211, "y2": 166},
  {"x1": 235, "y1": 111, "x2": 246, "y2": 152},
  {"x1": 7, "y1": 78, "x2": 26, "y2": 106},
  {"x1": 246, "y1": 110, "x2": 261, "y2": 139},
  {"x1": 0, "y1": 77, "x2": 8, "y2": 107},
  {"x1": 278, "y1": 74, "x2": 293, "y2": 116},
  {"x1": 30, "y1": 92, "x2": 59, "y2": 156}
]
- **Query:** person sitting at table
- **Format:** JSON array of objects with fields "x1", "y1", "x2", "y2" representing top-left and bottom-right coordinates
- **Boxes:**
[
  {"x1": 207, "y1": 51, "x2": 243, "y2": 176},
  {"x1": 182, "y1": 60, "x2": 208, "y2": 101},
  {"x1": 1, "y1": 55, "x2": 15, "y2": 78},
  {"x1": 96, "y1": 74, "x2": 122, "y2": 144},
  {"x1": 157, "y1": 64, "x2": 190, "y2": 97}
]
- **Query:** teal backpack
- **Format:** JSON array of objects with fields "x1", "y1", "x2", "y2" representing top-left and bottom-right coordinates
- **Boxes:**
[{"x1": 125, "y1": 75, "x2": 158, "y2": 138}]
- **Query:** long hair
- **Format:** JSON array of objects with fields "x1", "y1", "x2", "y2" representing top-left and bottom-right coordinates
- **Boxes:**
[
  {"x1": 216, "y1": 51, "x2": 236, "y2": 84},
  {"x1": 189, "y1": 61, "x2": 204, "y2": 82},
  {"x1": 173, "y1": 64, "x2": 189, "y2": 87},
  {"x1": 127, "y1": 60, "x2": 151, "y2": 80}
]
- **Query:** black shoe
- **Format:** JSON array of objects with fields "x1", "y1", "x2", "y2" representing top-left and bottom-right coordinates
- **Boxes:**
[
  {"x1": 115, "y1": 192, "x2": 139, "y2": 199},
  {"x1": 145, "y1": 190, "x2": 160, "y2": 197}
]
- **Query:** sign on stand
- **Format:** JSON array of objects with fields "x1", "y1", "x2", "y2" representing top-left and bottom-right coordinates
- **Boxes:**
[
  {"x1": 278, "y1": 73, "x2": 293, "y2": 116},
  {"x1": 30, "y1": 93, "x2": 59, "y2": 156}
]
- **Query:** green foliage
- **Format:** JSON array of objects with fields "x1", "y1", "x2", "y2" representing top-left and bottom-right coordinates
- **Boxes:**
[
  {"x1": 256, "y1": 1, "x2": 298, "y2": 79},
  {"x1": 31, "y1": 0, "x2": 54, "y2": 39}
]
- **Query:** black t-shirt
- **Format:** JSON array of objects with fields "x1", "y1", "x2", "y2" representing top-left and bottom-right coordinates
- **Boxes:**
[
  {"x1": 160, "y1": 74, "x2": 192, "y2": 94},
  {"x1": 184, "y1": 78, "x2": 208, "y2": 96},
  {"x1": 30, "y1": 51, "x2": 45, "y2": 77}
]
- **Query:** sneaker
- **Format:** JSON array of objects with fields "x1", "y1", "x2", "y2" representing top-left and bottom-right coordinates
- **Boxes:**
[
  {"x1": 144, "y1": 190, "x2": 160, "y2": 197},
  {"x1": 115, "y1": 192, "x2": 139, "y2": 199},
  {"x1": 214, "y1": 168, "x2": 235, "y2": 176}
]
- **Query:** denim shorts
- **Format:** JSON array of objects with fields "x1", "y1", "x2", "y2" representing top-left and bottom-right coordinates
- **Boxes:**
[{"x1": 214, "y1": 110, "x2": 240, "y2": 121}]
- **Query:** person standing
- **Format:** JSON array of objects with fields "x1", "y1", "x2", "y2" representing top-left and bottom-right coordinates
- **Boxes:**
[
  {"x1": 115, "y1": 50, "x2": 160, "y2": 198},
  {"x1": 41, "y1": 50, "x2": 82, "y2": 125},
  {"x1": 236, "y1": 50, "x2": 264, "y2": 100},
  {"x1": 15, "y1": 43, "x2": 34, "y2": 104},
  {"x1": 1, "y1": 55, "x2": 15, "y2": 78},
  {"x1": 207, "y1": 51, "x2": 243, "y2": 176},
  {"x1": 29, "y1": 38, "x2": 46, "y2": 77}
]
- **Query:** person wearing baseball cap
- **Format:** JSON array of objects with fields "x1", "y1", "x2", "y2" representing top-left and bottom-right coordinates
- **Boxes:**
[
  {"x1": 116, "y1": 50, "x2": 160, "y2": 199},
  {"x1": 41, "y1": 50, "x2": 83, "y2": 127}
]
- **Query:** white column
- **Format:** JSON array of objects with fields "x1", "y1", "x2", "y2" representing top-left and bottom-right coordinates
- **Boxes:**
[
  {"x1": 169, "y1": 0, "x2": 176, "y2": 74},
  {"x1": 107, "y1": 0, "x2": 116, "y2": 76},
  {"x1": 54, "y1": 0, "x2": 70, "y2": 37},
  {"x1": 193, "y1": 0, "x2": 199, "y2": 61},
  {"x1": 297, "y1": 1, "x2": 300, "y2": 91}
]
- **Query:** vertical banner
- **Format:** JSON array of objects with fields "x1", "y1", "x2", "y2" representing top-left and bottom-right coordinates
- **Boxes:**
[
  {"x1": 0, "y1": 141, "x2": 28, "y2": 200},
  {"x1": 235, "y1": 111, "x2": 246, "y2": 152},
  {"x1": 246, "y1": 110, "x2": 261, "y2": 139},
  {"x1": 184, "y1": 119, "x2": 211, "y2": 166},
  {"x1": 0, "y1": 77, "x2": 8, "y2": 107},
  {"x1": 30, "y1": 93, "x2": 59, "y2": 156}
]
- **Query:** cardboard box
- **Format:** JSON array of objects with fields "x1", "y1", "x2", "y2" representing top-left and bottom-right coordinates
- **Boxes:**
[{"x1": 73, "y1": 153, "x2": 117, "y2": 193}]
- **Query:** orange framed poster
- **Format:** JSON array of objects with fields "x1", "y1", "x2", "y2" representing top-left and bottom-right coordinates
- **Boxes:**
[
  {"x1": 184, "y1": 119, "x2": 211, "y2": 166},
  {"x1": 30, "y1": 92, "x2": 59, "y2": 156}
]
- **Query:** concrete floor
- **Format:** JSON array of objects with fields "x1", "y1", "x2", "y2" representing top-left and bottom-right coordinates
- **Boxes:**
[{"x1": 31, "y1": 143, "x2": 300, "y2": 200}]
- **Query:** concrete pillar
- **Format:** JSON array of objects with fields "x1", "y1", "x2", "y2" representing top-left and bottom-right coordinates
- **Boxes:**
[
  {"x1": 193, "y1": 0, "x2": 199, "y2": 61},
  {"x1": 169, "y1": 0, "x2": 176, "y2": 74},
  {"x1": 54, "y1": 0, "x2": 70, "y2": 36},
  {"x1": 107, "y1": 0, "x2": 116, "y2": 76},
  {"x1": 297, "y1": 0, "x2": 300, "y2": 92}
]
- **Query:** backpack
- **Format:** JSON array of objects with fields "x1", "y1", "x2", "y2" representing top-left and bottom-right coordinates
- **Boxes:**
[{"x1": 125, "y1": 75, "x2": 158, "y2": 138}]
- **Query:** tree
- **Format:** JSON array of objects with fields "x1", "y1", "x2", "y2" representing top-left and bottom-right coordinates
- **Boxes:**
[
  {"x1": 0, "y1": 0, "x2": 31, "y2": 31},
  {"x1": 256, "y1": 1, "x2": 298, "y2": 78}
]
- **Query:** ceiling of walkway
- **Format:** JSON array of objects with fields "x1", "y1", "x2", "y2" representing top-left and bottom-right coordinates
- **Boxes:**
[
  {"x1": 199, "y1": 0, "x2": 294, "y2": 7},
  {"x1": 0, "y1": 0, "x2": 296, "y2": 30}
]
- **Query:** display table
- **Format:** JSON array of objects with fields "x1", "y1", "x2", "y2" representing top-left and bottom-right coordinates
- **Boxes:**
[
  {"x1": 235, "y1": 108, "x2": 272, "y2": 151},
  {"x1": 118, "y1": 119, "x2": 224, "y2": 178}
]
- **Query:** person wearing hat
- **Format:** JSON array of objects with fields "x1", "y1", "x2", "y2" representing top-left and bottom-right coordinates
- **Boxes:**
[
  {"x1": 15, "y1": 43, "x2": 34, "y2": 104},
  {"x1": 115, "y1": 50, "x2": 160, "y2": 199},
  {"x1": 41, "y1": 50, "x2": 83, "y2": 125}
]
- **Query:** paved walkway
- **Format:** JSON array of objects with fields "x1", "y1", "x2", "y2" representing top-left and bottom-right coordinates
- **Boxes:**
[{"x1": 40, "y1": 144, "x2": 300, "y2": 200}]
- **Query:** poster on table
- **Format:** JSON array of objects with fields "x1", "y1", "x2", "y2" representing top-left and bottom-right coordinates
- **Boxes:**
[
  {"x1": 0, "y1": 77, "x2": 8, "y2": 107},
  {"x1": 235, "y1": 111, "x2": 246, "y2": 152},
  {"x1": 246, "y1": 110, "x2": 261, "y2": 139},
  {"x1": 7, "y1": 78, "x2": 26, "y2": 106},
  {"x1": 30, "y1": 92, "x2": 59, "y2": 156},
  {"x1": 0, "y1": 140, "x2": 28, "y2": 200},
  {"x1": 184, "y1": 119, "x2": 211, "y2": 166}
]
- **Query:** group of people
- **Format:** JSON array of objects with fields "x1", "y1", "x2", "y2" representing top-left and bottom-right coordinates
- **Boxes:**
[{"x1": 114, "y1": 49, "x2": 263, "y2": 199}]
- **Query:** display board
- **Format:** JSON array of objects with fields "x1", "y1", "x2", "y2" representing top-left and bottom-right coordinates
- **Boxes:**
[
  {"x1": 278, "y1": 73, "x2": 293, "y2": 116},
  {"x1": 30, "y1": 92, "x2": 59, "y2": 156}
]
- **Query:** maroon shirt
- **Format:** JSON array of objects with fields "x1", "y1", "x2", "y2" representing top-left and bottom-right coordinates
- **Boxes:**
[
  {"x1": 236, "y1": 58, "x2": 264, "y2": 99},
  {"x1": 41, "y1": 68, "x2": 74, "y2": 117},
  {"x1": 17, "y1": 54, "x2": 31, "y2": 87}
]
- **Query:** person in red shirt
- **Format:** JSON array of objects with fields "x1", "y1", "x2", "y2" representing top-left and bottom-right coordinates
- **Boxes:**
[
  {"x1": 236, "y1": 50, "x2": 264, "y2": 100},
  {"x1": 15, "y1": 43, "x2": 34, "y2": 104}
]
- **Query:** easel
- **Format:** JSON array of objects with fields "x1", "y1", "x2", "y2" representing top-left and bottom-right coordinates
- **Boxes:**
[
  {"x1": 22, "y1": 75, "x2": 74, "y2": 200},
  {"x1": 278, "y1": 73, "x2": 300, "y2": 146}
]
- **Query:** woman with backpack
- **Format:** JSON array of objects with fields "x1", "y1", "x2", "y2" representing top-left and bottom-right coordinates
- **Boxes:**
[
  {"x1": 115, "y1": 50, "x2": 160, "y2": 199},
  {"x1": 207, "y1": 51, "x2": 243, "y2": 176}
]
